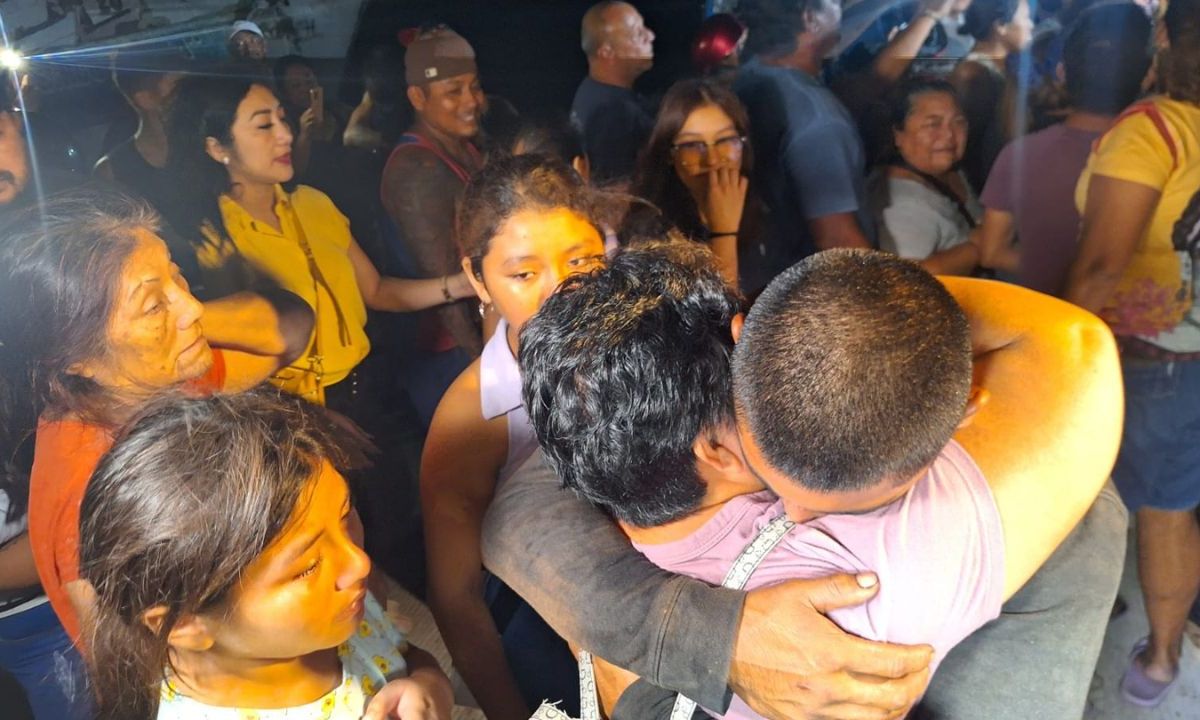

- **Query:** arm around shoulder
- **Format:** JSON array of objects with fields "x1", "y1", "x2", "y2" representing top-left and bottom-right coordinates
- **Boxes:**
[
  {"x1": 944, "y1": 277, "x2": 1122, "y2": 598},
  {"x1": 480, "y1": 451, "x2": 743, "y2": 711}
]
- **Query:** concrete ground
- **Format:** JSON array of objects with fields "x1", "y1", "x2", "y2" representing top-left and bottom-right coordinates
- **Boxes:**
[{"x1": 1086, "y1": 526, "x2": 1200, "y2": 719}]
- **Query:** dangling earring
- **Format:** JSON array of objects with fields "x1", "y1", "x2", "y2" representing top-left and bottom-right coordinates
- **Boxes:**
[{"x1": 478, "y1": 301, "x2": 492, "y2": 318}]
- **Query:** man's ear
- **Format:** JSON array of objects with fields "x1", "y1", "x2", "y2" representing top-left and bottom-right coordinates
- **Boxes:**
[
  {"x1": 572, "y1": 155, "x2": 591, "y2": 185},
  {"x1": 730, "y1": 312, "x2": 745, "y2": 344},
  {"x1": 957, "y1": 386, "x2": 991, "y2": 430},
  {"x1": 597, "y1": 41, "x2": 615, "y2": 61},
  {"x1": 693, "y1": 432, "x2": 742, "y2": 477},
  {"x1": 461, "y1": 256, "x2": 492, "y2": 305},
  {"x1": 142, "y1": 607, "x2": 215, "y2": 652},
  {"x1": 406, "y1": 85, "x2": 427, "y2": 113}
]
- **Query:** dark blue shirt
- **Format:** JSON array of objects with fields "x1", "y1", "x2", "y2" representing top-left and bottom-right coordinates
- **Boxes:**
[
  {"x1": 570, "y1": 76, "x2": 655, "y2": 185},
  {"x1": 733, "y1": 58, "x2": 873, "y2": 292}
]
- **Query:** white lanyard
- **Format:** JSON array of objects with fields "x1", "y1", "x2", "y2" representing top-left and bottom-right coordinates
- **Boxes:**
[{"x1": 578, "y1": 514, "x2": 796, "y2": 720}]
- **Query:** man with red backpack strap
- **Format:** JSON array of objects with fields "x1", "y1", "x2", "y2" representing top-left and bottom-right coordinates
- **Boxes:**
[{"x1": 380, "y1": 25, "x2": 486, "y2": 426}]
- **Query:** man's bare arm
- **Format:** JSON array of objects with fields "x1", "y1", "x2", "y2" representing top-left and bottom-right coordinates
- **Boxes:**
[
  {"x1": 943, "y1": 277, "x2": 1123, "y2": 599},
  {"x1": 810, "y1": 212, "x2": 873, "y2": 251}
]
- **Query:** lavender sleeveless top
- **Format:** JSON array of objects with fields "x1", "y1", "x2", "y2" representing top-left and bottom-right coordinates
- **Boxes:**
[{"x1": 480, "y1": 317, "x2": 539, "y2": 486}]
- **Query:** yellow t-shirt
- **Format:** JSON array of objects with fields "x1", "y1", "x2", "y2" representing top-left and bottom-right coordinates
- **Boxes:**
[
  {"x1": 1075, "y1": 96, "x2": 1200, "y2": 350},
  {"x1": 199, "y1": 185, "x2": 370, "y2": 386}
]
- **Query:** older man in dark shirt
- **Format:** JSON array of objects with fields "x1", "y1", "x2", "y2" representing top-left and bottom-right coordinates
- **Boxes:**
[{"x1": 570, "y1": 1, "x2": 657, "y2": 185}]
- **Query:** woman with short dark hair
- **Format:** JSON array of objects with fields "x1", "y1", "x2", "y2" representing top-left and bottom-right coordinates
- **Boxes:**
[{"x1": 868, "y1": 77, "x2": 982, "y2": 275}]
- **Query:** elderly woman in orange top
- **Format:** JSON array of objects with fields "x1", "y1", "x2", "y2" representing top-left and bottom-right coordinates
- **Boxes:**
[{"x1": 0, "y1": 189, "x2": 303, "y2": 677}]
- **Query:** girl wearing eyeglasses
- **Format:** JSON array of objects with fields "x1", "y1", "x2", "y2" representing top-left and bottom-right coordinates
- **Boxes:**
[{"x1": 630, "y1": 79, "x2": 753, "y2": 287}]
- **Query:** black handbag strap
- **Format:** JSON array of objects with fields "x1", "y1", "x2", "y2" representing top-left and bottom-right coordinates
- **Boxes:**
[{"x1": 893, "y1": 160, "x2": 979, "y2": 229}]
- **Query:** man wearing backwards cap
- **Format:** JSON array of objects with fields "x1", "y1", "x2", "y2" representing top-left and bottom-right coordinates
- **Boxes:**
[
  {"x1": 571, "y1": 1, "x2": 657, "y2": 185},
  {"x1": 380, "y1": 26, "x2": 486, "y2": 426},
  {"x1": 228, "y1": 20, "x2": 267, "y2": 62}
]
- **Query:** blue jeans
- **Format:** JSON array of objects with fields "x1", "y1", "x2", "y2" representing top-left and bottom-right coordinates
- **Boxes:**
[
  {"x1": 1112, "y1": 358, "x2": 1200, "y2": 512},
  {"x1": 484, "y1": 574, "x2": 581, "y2": 715},
  {"x1": 0, "y1": 600, "x2": 92, "y2": 719}
]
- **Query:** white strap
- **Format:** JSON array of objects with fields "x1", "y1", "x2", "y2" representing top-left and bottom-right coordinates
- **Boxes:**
[
  {"x1": 531, "y1": 701, "x2": 579, "y2": 719},
  {"x1": 668, "y1": 515, "x2": 795, "y2": 719},
  {"x1": 578, "y1": 514, "x2": 795, "y2": 720},
  {"x1": 579, "y1": 647, "x2": 601, "y2": 720}
]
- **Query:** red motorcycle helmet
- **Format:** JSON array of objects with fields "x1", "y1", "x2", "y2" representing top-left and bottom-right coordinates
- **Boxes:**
[{"x1": 691, "y1": 13, "x2": 747, "y2": 74}]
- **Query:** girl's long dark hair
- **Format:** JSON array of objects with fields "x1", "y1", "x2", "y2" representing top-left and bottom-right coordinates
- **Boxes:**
[
  {"x1": 0, "y1": 189, "x2": 154, "y2": 519},
  {"x1": 631, "y1": 79, "x2": 755, "y2": 241},
  {"x1": 456, "y1": 154, "x2": 603, "y2": 277},
  {"x1": 80, "y1": 389, "x2": 349, "y2": 720}
]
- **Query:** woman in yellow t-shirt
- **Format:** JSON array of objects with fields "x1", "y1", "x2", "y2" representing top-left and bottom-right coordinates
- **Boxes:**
[
  {"x1": 165, "y1": 74, "x2": 476, "y2": 406},
  {"x1": 1064, "y1": 0, "x2": 1200, "y2": 707}
]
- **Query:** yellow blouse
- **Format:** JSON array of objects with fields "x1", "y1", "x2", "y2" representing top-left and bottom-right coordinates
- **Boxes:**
[{"x1": 199, "y1": 185, "x2": 370, "y2": 386}]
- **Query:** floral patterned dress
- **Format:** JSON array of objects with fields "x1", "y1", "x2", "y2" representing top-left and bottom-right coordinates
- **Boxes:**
[{"x1": 157, "y1": 594, "x2": 408, "y2": 720}]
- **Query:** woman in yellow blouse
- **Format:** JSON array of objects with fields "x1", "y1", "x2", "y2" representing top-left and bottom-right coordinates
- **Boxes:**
[
  {"x1": 165, "y1": 74, "x2": 475, "y2": 406},
  {"x1": 165, "y1": 74, "x2": 475, "y2": 585}
]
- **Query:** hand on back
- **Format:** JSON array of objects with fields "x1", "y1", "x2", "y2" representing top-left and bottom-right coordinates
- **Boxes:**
[{"x1": 731, "y1": 574, "x2": 933, "y2": 720}]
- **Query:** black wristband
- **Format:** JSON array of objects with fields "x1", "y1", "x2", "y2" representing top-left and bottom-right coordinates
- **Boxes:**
[{"x1": 709, "y1": 232, "x2": 738, "y2": 239}]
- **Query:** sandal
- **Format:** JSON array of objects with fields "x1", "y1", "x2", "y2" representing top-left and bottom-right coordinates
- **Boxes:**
[{"x1": 1120, "y1": 637, "x2": 1178, "y2": 707}]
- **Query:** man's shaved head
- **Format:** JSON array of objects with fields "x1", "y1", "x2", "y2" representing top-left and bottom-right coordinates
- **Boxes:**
[{"x1": 581, "y1": 1, "x2": 627, "y2": 56}]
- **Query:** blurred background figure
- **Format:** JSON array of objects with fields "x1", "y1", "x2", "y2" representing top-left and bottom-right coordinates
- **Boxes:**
[
  {"x1": 691, "y1": 12, "x2": 747, "y2": 81},
  {"x1": 228, "y1": 20, "x2": 269, "y2": 63},
  {"x1": 571, "y1": 1, "x2": 657, "y2": 185}
]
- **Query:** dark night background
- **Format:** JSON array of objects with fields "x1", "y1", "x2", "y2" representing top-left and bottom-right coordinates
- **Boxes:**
[
  {"x1": 36, "y1": 0, "x2": 708, "y2": 158},
  {"x1": 343, "y1": 0, "x2": 706, "y2": 113}
]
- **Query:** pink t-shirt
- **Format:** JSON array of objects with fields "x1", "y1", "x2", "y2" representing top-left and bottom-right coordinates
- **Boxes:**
[{"x1": 634, "y1": 440, "x2": 1006, "y2": 720}]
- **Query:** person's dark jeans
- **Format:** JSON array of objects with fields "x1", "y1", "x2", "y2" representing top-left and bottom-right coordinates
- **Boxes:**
[
  {"x1": 485, "y1": 574, "x2": 581, "y2": 715},
  {"x1": 402, "y1": 346, "x2": 475, "y2": 429},
  {"x1": 914, "y1": 482, "x2": 1128, "y2": 719},
  {"x1": 326, "y1": 359, "x2": 427, "y2": 595},
  {"x1": 0, "y1": 600, "x2": 92, "y2": 719}
]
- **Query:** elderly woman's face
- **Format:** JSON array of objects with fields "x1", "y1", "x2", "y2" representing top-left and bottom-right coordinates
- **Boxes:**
[
  {"x1": 71, "y1": 230, "x2": 211, "y2": 398},
  {"x1": 894, "y1": 91, "x2": 968, "y2": 177}
]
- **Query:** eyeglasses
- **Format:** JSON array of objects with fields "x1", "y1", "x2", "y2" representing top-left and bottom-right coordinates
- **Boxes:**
[{"x1": 671, "y1": 135, "x2": 746, "y2": 166}]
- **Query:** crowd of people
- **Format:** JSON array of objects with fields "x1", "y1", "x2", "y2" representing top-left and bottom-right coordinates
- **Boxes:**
[{"x1": 0, "y1": 0, "x2": 1196, "y2": 718}]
